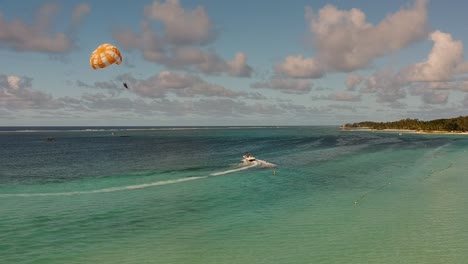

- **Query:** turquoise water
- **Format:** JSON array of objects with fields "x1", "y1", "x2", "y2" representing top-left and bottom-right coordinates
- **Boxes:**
[{"x1": 1, "y1": 127, "x2": 467, "y2": 263}]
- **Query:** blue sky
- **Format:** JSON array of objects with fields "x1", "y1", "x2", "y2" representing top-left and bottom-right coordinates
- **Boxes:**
[{"x1": 1, "y1": 0, "x2": 468, "y2": 126}]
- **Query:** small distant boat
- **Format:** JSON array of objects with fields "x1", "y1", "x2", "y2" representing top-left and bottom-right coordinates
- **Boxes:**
[
  {"x1": 42, "y1": 137, "x2": 56, "y2": 142},
  {"x1": 242, "y1": 153, "x2": 256, "y2": 162}
]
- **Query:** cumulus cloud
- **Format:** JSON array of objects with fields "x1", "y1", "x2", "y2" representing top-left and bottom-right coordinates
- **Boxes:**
[
  {"x1": 404, "y1": 31, "x2": 466, "y2": 81},
  {"x1": 349, "y1": 69, "x2": 407, "y2": 103},
  {"x1": 421, "y1": 91, "x2": 449, "y2": 104},
  {"x1": 0, "y1": 3, "x2": 90, "y2": 53},
  {"x1": 131, "y1": 71, "x2": 231, "y2": 98},
  {"x1": 7, "y1": 76, "x2": 21, "y2": 89},
  {"x1": 144, "y1": 0, "x2": 214, "y2": 45},
  {"x1": 251, "y1": 79, "x2": 313, "y2": 94},
  {"x1": 348, "y1": 29, "x2": 468, "y2": 105},
  {"x1": 277, "y1": 0, "x2": 428, "y2": 78},
  {"x1": 163, "y1": 48, "x2": 252, "y2": 77},
  {"x1": 276, "y1": 55, "x2": 323, "y2": 78},
  {"x1": 228, "y1": 53, "x2": 253, "y2": 77},
  {"x1": 0, "y1": 74, "x2": 315, "y2": 121},
  {"x1": 76, "y1": 80, "x2": 127, "y2": 98},
  {"x1": 345, "y1": 75, "x2": 364, "y2": 91},
  {"x1": 0, "y1": 75, "x2": 64, "y2": 110},
  {"x1": 157, "y1": 71, "x2": 200, "y2": 89},
  {"x1": 409, "y1": 84, "x2": 449, "y2": 105},
  {"x1": 68, "y1": 93, "x2": 303, "y2": 118},
  {"x1": 85, "y1": 71, "x2": 261, "y2": 99},
  {"x1": 354, "y1": 68, "x2": 458, "y2": 105},
  {"x1": 375, "y1": 81, "x2": 406, "y2": 103},
  {"x1": 167, "y1": 46, "x2": 217, "y2": 68},
  {"x1": 113, "y1": 0, "x2": 252, "y2": 77},
  {"x1": 130, "y1": 22, "x2": 166, "y2": 62}
]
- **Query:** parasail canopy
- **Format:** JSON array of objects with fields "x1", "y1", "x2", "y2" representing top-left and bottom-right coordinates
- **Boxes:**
[{"x1": 90, "y1": 43, "x2": 122, "y2": 70}]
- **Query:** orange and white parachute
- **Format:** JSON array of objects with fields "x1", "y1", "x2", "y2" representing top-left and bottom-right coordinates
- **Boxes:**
[{"x1": 90, "y1": 43, "x2": 122, "y2": 70}]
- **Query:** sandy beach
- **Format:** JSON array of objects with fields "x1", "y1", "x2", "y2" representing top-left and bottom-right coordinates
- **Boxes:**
[{"x1": 340, "y1": 127, "x2": 468, "y2": 135}]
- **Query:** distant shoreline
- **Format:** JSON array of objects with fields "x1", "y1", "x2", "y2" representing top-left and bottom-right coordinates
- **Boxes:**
[{"x1": 339, "y1": 126, "x2": 468, "y2": 135}]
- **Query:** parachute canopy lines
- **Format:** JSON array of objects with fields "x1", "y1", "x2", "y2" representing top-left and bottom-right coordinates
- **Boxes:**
[{"x1": 90, "y1": 43, "x2": 122, "y2": 70}]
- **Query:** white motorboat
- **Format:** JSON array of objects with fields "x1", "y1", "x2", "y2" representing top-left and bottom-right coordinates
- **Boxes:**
[{"x1": 242, "y1": 153, "x2": 256, "y2": 162}]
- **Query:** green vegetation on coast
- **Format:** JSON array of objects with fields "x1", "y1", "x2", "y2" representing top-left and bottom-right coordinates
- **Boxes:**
[{"x1": 342, "y1": 116, "x2": 468, "y2": 132}]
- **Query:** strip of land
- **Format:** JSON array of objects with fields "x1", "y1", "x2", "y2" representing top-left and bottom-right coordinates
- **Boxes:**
[
  {"x1": 340, "y1": 126, "x2": 468, "y2": 135},
  {"x1": 341, "y1": 116, "x2": 468, "y2": 135}
]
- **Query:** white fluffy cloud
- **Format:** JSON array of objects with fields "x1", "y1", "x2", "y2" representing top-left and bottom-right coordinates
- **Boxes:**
[
  {"x1": 116, "y1": 22, "x2": 166, "y2": 62},
  {"x1": 0, "y1": 74, "x2": 276, "y2": 120},
  {"x1": 0, "y1": 75, "x2": 64, "y2": 110},
  {"x1": 347, "y1": 29, "x2": 468, "y2": 105},
  {"x1": 165, "y1": 48, "x2": 252, "y2": 76},
  {"x1": 276, "y1": 55, "x2": 323, "y2": 78},
  {"x1": 6, "y1": 76, "x2": 21, "y2": 89},
  {"x1": 144, "y1": 0, "x2": 213, "y2": 45},
  {"x1": 404, "y1": 31, "x2": 466, "y2": 81},
  {"x1": 228, "y1": 53, "x2": 253, "y2": 77},
  {"x1": 0, "y1": 3, "x2": 90, "y2": 53},
  {"x1": 347, "y1": 70, "x2": 407, "y2": 103},
  {"x1": 277, "y1": 0, "x2": 428, "y2": 78},
  {"x1": 134, "y1": 71, "x2": 261, "y2": 97},
  {"x1": 80, "y1": 71, "x2": 263, "y2": 99},
  {"x1": 114, "y1": 0, "x2": 252, "y2": 77}
]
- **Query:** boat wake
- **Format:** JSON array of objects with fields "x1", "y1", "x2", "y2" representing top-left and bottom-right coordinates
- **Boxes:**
[
  {"x1": 210, "y1": 161, "x2": 259, "y2": 176},
  {"x1": 0, "y1": 177, "x2": 208, "y2": 197},
  {"x1": 0, "y1": 159, "x2": 276, "y2": 198},
  {"x1": 254, "y1": 159, "x2": 277, "y2": 168},
  {"x1": 211, "y1": 159, "x2": 276, "y2": 176}
]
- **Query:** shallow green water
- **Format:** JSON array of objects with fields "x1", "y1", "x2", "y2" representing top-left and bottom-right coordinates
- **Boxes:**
[{"x1": 1, "y1": 127, "x2": 467, "y2": 263}]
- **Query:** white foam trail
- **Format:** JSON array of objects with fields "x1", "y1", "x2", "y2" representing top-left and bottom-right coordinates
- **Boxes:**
[
  {"x1": 210, "y1": 161, "x2": 259, "y2": 176},
  {"x1": 1, "y1": 159, "x2": 276, "y2": 198},
  {"x1": 209, "y1": 159, "x2": 276, "y2": 176},
  {"x1": 0, "y1": 177, "x2": 207, "y2": 197},
  {"x1": 255, "y1": 159, "x2": 277, "y2": 168}
]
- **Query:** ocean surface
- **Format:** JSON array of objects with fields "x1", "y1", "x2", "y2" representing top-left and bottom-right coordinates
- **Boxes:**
[{"x1": 1, "y1": 126, "x2": 467, "y2": 264}]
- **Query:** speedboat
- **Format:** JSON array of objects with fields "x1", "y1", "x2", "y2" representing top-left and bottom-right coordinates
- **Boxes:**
[{"x1": 242, "y1": 153, "x2": 256, "y2": 162}]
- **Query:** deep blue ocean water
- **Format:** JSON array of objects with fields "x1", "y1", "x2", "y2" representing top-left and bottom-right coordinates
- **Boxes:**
[{"x1": 1, "y1": 126, "x2": 467, "y2": 263}]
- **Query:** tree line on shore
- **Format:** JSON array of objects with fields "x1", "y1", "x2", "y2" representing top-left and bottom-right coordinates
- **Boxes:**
[{"x1": 343, "y1": 116, "x2": 468, "y2": 132}]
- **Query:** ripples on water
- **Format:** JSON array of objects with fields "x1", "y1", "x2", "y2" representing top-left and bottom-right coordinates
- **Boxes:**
[{"x1": 1, "y1": 127, "x2": 468, "y2": 263}]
